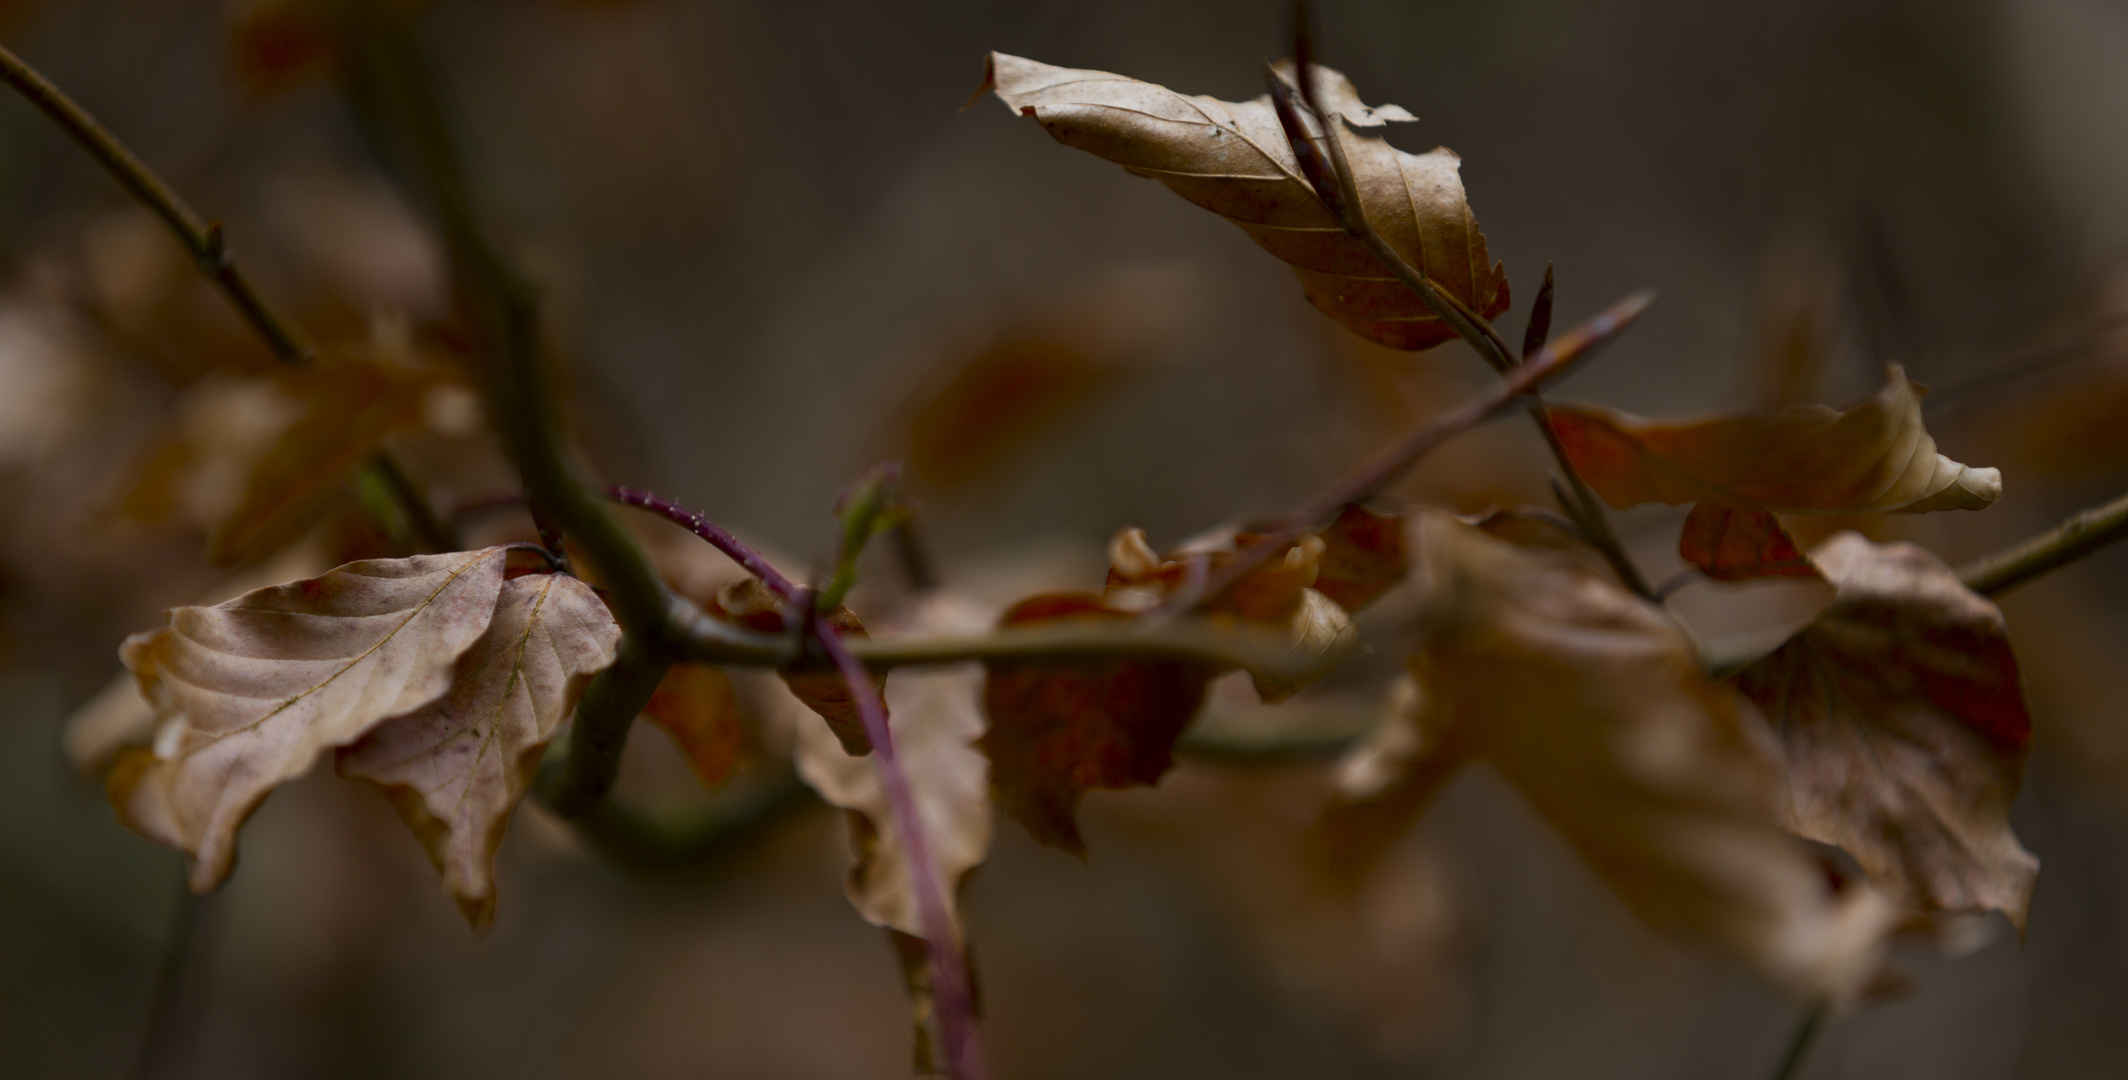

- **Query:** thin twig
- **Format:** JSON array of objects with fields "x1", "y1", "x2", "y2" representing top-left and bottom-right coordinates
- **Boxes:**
[
  {"x1": 134, "y1": 871, "x2": 215, "y2": 1080},
  {"x1": 1957, "y1": 489, "x2": 2128, "y2": 597},
  {"x1": 1158, "y1": 289, "x2": 1652, "y2": 616},
  {"x1": 610, "y1": 485, "x2": 800, "y2": 597},
  {"x1": 1270, "y1": 54, "x2": 1654, "y2": 598},
  {"x1": 1765, "y1": 1003, "x2": 1827, "y2": 1080}
]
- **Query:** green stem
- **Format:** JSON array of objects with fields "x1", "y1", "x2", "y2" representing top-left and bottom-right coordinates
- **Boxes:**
[
  {"x1": 1957, "y1": 489, "x2": 2128, "y2": 597},
  {"x1": 1766, "y1": 1003, "x2": 1827, "y2": 1080}
]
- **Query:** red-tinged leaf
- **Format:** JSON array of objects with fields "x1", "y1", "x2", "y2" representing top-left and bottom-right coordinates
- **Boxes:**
[
  {"x1": 979, "y1": 593, "x2": 1215, "y2": 854},
  {"x1": 1732, "y1": 533, "x2": 2039, "y2": 929},
  {"x1": 1679, "y1": 503, "x2": 1824, "y2": 583},
  {"x1": 1548, "y1": 365, "x2": 2000, "y2": 515},
  {"x1": 641, "y1": 663, "x2": 750, "y2": 789},
  {"x1": 1312, "y1": 502, "x2": 1408, "y2": 613},
  {"x1": 112, "y1": 548, "x2": 509, "y2": 890},
  {"x1": 711, "y1": 578, "x2": 881, "y2": 756},
  {"x1": 985, "y1": 53, "x2": 1509, "y2": 351},
  {"x1": 337, "y1": 571, "x2": 619, "y2": 928}
]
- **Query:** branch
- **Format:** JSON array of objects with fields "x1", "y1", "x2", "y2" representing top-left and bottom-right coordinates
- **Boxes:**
[
  {"x1": 1269, "y1": 56, "x2": 1653, "y2": 598},
  {"x1": 1956, "y1": 489, "x2": 2128, "y2": 597}
]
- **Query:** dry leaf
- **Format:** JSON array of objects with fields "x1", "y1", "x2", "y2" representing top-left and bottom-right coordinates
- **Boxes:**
[
  {"x1": 985, "y1": 53, "x2": 1509, "y2": 351},
  {"x1": 1678, "y1": 503, "x2": 1823, "y2": 583},
  {"x1": 1732, "y1": 533, "x2": 2039, "y2": 929},
  {"x1": 1317, "y1": 673, "x2": 1473, "y2": 881},
  {"x1": 113, "y1": 548, "x2": 508, "y2": 889},
  {"x1": 119, "y1": 359, "x2": 455, "y2": 565},
  {"x1": 337, "y1": 571, "x2": 619, "y2": 927},
  {"x1": 641, "y1": 663, "x2": 751, "y2": 789},
  {"x1": 795, "y1": 655, "x2": 993, "y2": 937},
  {"x1": 1313, "y1": 501, "x2": 1408, "y2": 613},
  {"x1": 1549, "y1": 365, "x2": 2000, "y2": 515},
  {"x1": 979, "y1": 593, "x2": 1215, "y2": 854},
  {"x1": 1364, "y1": 513, "x2": 1896, "y2": 997}
]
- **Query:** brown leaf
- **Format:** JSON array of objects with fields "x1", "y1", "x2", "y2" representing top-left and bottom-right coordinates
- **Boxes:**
[
  {"x1": 1549, "y1": 365, "x2": 2000, "y2": 515},
  {"x1": 985, "y1": 53, "x2": 1509, "y2": 351},
  {"x1": 1351, "y1": 513, "x2": 1896, "y2": 997},
  {"x1": 711, "y1": 578, "x2": 881, "y2": 756},
  {"x1": 113, "y1": 548, "x2": 509, "y2": 890},
  {"x1": 1732, "y1": 533, "x2": 2039, "y2": 929},
  {"x1": 336, "y1": 572, "x2": 617, "y2": 927},
  {"x1": 979, "y1": 593, "x2": 1215, "y2": 854},
  {"x1": 119, "y1": 359, "x2": 455, "y2": 566},
  {"x1": 640, "y1": 663, "x2": 750, "y2": 789},
  {"x1": 1317, "y1": 673, "x2": 1473, "y2": 881},
  {"x1": 1313, "y1": 502, "x2": 1409, "y2": 613},
  {"x1": 796, "y1": 625, "x2": 993, "y2": 936},
  {"x1": 1679, "y1": 503, "x2": 1823, "y2": 583}
]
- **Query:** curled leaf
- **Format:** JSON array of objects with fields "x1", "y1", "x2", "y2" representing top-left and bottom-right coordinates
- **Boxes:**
[
  {"x1": 1732, "y1": 533, "x2": 2039, "y2": 929},
  {"x1": 985, "y1": 53, "x2": 1509, "y2": 351},
  {"x1": 1679, "y1": 503, "x2": 1823, "y2": 583},
  {"x1": 1313, "y1": 501, "x2": 1409, "y2": 613},
  {"x1": 979, "y1": 593, "x2": 1215, "y2": 854},
  {"x1": 1549, "y1": 365, "x2": 2001, "y2": 515},
  {"x1": 712, "y1": 578, "x2": 882, "y2": 756},
  {"x1": 1350, "y1": 513, "x2": 1895, "y2": 997},
  {"x1": 337, "y1": 571, "x2": 619, "y2": 928},
  {"x1": 113, "y1": 548, "x2": 508, "y2": 890}
]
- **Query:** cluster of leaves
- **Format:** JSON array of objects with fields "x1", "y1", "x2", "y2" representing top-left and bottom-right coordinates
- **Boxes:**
[{"x1": 52, "y1": 22, "x2": 2071, "y2": 1080}]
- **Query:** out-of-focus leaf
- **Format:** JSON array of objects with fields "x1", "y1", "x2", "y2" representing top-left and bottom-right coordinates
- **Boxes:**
[
  {"x1": 119, "y1": 359, "x2": 455, "y2": 566},
  {"x1": 641, "y1": 663, "x2": 750, "y2": 789},
  {"x1": 796, "y1": 629, "x2": 992, "y2": 935},
  {"x1": 984, "y1": 53, "x2": 1509, "y2": 351},
  {"x1": 112, "y1": 548, "x2": 508, "y2": 890},
  {"x1": 1679, "y1": 503, "x2": 1823, "y2": 583},
  {"x1": 1732, "y1": 533, "x2": 2038, "y2": 929},
  {"x1": 1104, "y1": 526, "x2": 1356, "y2": 702},
  {"x1": 979, "y1": 593, "x2": 1215, "y2": 854},
  {"x1": 1338, "y1": 513, "x2": 1895, "y2": 997},
  {"x1": 337, "y1": 571, "x2": 618, "y2": 928},
  {"x1": 227, "y1": 0, "x2": 335, "y2": 96},
  {"x1": 1549, "y1": 365, "x2": 2000, "y2": 515},
  {"x1": 1317, "y1": 673, "x2": 1472, "y2": 880},
  {"x1": 711, "y1": 578, "x2": 882, "y2": 756},
  {"x1": 1313, "y1": 501, "x2": 1408, "y2": 614}
]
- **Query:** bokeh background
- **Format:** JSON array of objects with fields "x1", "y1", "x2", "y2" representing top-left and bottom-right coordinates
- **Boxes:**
[{"x1": 6, "y1": 0, "x2": 2128, "y2": 1077}]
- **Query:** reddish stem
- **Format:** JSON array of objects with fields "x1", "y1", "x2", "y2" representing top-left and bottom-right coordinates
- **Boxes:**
[{"x1": 604, "y1": 484, "x2": 986, "y2": 1078}]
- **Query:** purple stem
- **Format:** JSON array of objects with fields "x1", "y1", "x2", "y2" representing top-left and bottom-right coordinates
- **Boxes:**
[
  {"x1": 608, "y1": 485, "x2": 801, "y2": 598},
  {"x1": 605, "y1": 483, "x2": 986, "y2": 1078}
]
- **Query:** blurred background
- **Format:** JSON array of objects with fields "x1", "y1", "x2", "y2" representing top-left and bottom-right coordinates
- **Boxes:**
[{"x1": 5, "y1": 0, "x2": 2128, "y2": 1076}]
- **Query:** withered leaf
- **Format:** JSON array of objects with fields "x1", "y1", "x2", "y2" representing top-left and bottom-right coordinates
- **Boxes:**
[
  {"x1": 114, "y1": 548, "x2": 508, "y2": 890},
  {"x1": 1549, "y1": 366, "x2": 2000, "y2": 515},
  {"x1": 641, "y1": 662, "x2": 750, "y2": 790},
  {"x1": 980, "y1": 593, "x2": 1215, "y2": 855},
  {"x1": 796, "y1": 647, "x2": 993, "y2": 937},
  {"x1": 1357, "y1": 513, "x2": 1896, "y2": 997},
  {"x1": 1313, "y1": 501, "x2": 1409, "y2": 613},
  {"x1": 120, "y1": 360, "x2": 454, "y2": 566},
  {"x1": 713, "y1": 578, "x2": 882, "y2": 756},
  {"x1": 1679, "y1": 503, "x2": 1823, "y2": 583},
  {"x1": 985, "y1": 53, "x2": 1509, "y2": 351},
  {"x1": 1732, "y1": 533, "x2": 2039, "y2": 929},
  {"x1": 337, "y1": 571, "x2": 619, "y2": 928},
  {"x1": 1317, "y1": 672, "x2": 1473, "y2": 881}
]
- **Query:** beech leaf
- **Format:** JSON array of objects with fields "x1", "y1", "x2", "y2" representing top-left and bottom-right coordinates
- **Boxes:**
[
  {"x1": 980, "y1": 593, "x2": 1215, "y2": 854},
  {"x1": 113, "y1": 548, "x2": 509, "y2": 890},
  {"x1": 1732, "y1": 533, "x2": 2039, "y2": 929},
  {"x1": 985, "y1": 53, "x2": 1510, "y2": 351},
  {"x1": 337, "y1": 571, "x2": 619, "y2": 928},
  {"x1": 1678, "y1": 503, "x2": 1823, "y2": 583},
  {"x1": 795, "y1": 648, "x2": 993, "y2": 937},
  {"x1": 1312, "y1": 501, "x2": 1409, "y2": 614},
  {"x1": 713, "y1": 578, "x2": 882, "y2": 755},
  {"x1": 1349, "y1": 513, "x2": 1896, "y2": 997},
  {"x1": 641, "y1": 663, "x2": 751, "y2": 790},
  {"x1": 1549, "y1": 365, "x2": 2001, "y2": 515}
]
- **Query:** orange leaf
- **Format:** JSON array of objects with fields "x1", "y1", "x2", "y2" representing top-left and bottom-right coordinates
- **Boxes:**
[
  {"x1": 641, "y1": 663, "x2": 750, "y2": 789},
  {"x1": 1548, "y1": 366, "x2": 2000, "y2": 515},
  {"x1": 1678, "y1": 503, "x2": 1823, "y2": 583},
  {"x1": 979, "y1": 593, "x2": 1215, "y2": 854},
  {"x1": 984, "y1": 53, "x2": 1509, "y2": 351}
]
